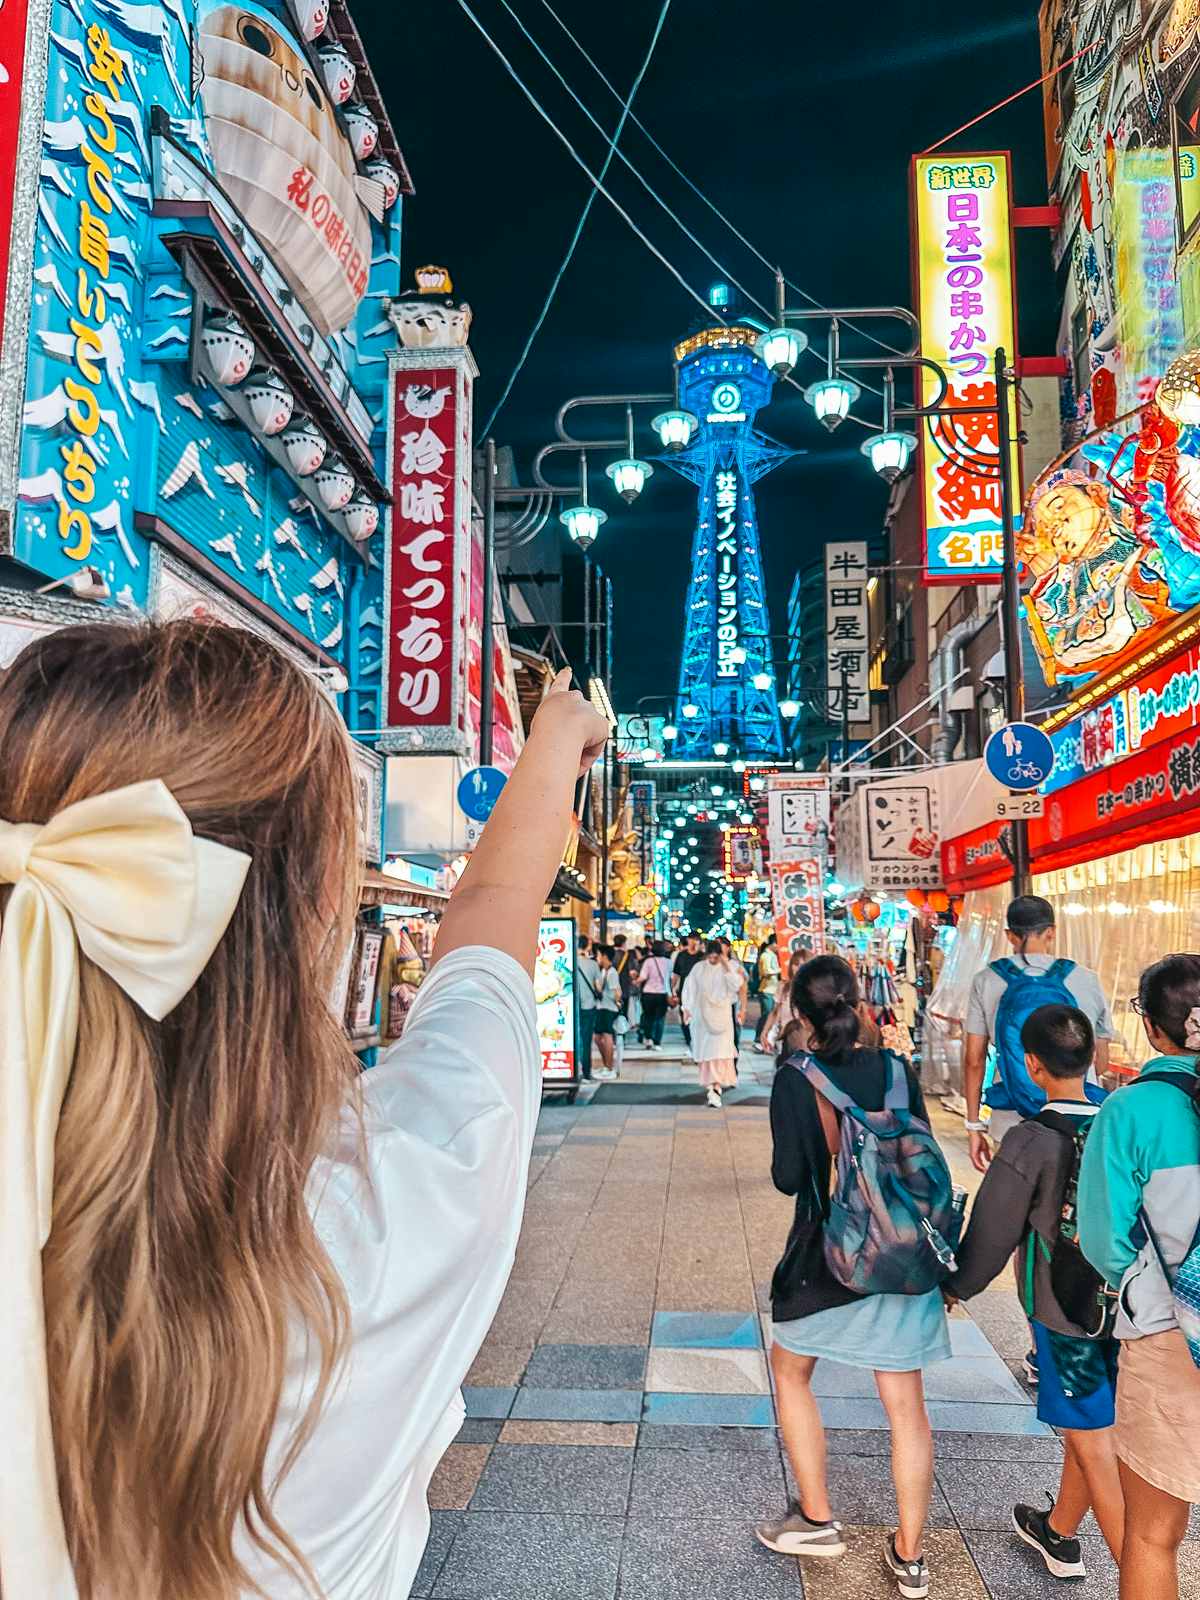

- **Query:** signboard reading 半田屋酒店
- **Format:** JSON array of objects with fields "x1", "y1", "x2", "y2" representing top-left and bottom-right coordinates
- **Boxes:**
[{"x1": 911, "y1": 152, "x2": 1021, "y2": 586}]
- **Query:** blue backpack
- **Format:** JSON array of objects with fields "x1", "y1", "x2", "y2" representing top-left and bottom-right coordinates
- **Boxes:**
[
  {"x1": 796, "y1": 1052, "x2": 960, "y2": 1296},
  {"x1": 989, "y1": 958, "x2": 1079, "y2": 1119}
]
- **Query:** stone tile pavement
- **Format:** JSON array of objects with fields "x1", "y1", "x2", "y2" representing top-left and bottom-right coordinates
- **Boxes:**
[{"x1": 416, "y1": 1026, "x2": 1200, "y2": 1598}]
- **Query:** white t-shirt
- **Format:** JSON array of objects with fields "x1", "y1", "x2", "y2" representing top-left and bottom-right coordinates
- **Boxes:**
[{"x1": 236, "y1": 946, "x2": 539, "y2": 1599}]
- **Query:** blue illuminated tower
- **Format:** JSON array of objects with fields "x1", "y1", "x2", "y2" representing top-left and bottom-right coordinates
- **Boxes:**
[{"x1": 664, "y1": 327, "x2": 792, "y2": 760}]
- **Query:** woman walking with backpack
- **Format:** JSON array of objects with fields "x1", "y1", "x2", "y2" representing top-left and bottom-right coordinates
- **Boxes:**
[
  {"x1": 756, "y1": 956, "x2": 953, "y2": 1600},
  {"x1": 1078, "y1": 954, "x2": 1200, "y2": 1600}
]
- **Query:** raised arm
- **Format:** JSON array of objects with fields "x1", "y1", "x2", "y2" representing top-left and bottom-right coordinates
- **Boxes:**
[{"x1": 431, "y1": 672, "x2": 609, "y2": 977}]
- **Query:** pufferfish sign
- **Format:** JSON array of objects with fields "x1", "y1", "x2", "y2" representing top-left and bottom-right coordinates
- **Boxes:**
[{"x1": 198, "y1": 0, "x2": 374, "y2": 336}]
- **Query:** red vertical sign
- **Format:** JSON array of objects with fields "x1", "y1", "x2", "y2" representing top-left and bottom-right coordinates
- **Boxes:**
[
  {"x1": 386, "y1": 365, "x2": 462, "y2": 734},
  {"x1": 768, "y1": 856, "x2": 826, "y2": 969},
  {"x1": 0, "y1": 0, "x2": 30, "y2": 352}
]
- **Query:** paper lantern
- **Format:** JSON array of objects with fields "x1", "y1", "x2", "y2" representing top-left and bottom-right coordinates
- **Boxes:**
[
  {"x1": 928, "y1": 890, "x2": 951, "y2": 913},
  {"x1": 951, "y1": 897, "x2": 964, "y2": 916},
  {"x1": 343, "y1": 103, "x2": 379, "y2": 161},
  {"x1": 313, "y1": 453, "x2": 355, "y2": 512},
  {"x1": 849, "y1": 901, "x2": 867, "y2": 925},
  {"x1": 905, "y1": 888, "x2": 927, "y2": 910},
  {"x1": 200, "y1": 311, "x2": 255, "y2": 387},
  {"x1": 317, "y1": 42, "x2": 356, "y2": 104},
  {"x1": 243, "y1": 366, "x2": 295, "y2": 437},
  {"x1": 339, "y1": 493, "x2": 379, "y2": 540},
  {"x1": 862, "y1": 900, "x2": 882, "y2": 923},
  {"x1": 281, "y1": 415, "x2": 327, "y2": 477}
]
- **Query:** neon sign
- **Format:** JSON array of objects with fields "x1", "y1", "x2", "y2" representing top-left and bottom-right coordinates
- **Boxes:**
[{"x1": 715, "y1": 468, "x2": 740, "y2": 679}]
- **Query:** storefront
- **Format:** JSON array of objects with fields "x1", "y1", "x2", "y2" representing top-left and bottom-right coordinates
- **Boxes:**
[{"x1": 941, "y1": 617, "x2": 1200, "y2": 1068}]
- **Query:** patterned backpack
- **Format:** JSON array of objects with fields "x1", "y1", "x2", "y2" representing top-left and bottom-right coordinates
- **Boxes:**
[
  {"x1": 1133, "y1": 1067, "x2": 1200, "y2": 1369},
  {"x1": 794, "y1": 1052, "x2": 960, "y2": 1297}
]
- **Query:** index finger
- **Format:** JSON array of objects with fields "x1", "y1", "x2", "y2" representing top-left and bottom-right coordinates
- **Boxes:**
[{"x1": 546, "y1": 667, "x2": 574, "y2": 695}]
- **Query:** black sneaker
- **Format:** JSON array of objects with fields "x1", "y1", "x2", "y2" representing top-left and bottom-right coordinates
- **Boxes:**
[
  {"x1": 754, "y1": 1501, "x2": 846, "y2": 1558},
  {"x1": 1021, "y1": 1348, "x2": 1040, "y2": 1386},
  {"x1": 1012, "y1": 1502, "x2": 1086, "y2": 1579},
  {"x1": 885, "y1": 1534, "x2": 929, "y2": 1599}
]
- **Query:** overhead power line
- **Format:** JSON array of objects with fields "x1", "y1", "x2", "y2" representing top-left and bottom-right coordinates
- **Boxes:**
[
  {"x1": 452, "y1": 0, "x2": 724, "y2": 364},
  {"x1": 477, "y1": 0, "x2": 673, "y2": 440}
]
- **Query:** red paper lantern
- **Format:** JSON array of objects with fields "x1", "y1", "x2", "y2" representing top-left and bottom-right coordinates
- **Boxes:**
[
  {"x1": 928, "y1": 890, "x2": 950, "y2": 913},
  {"x1": 849, "y1": 900, "x2": 867, "y2": 924},
  {"x1": 951, "y1": 896, "x2": 964, "y2": 916},
  {"x1": 905, "y1": 888, "x2": 927, "y2": 910},
  {"x1": 862, "y1": 900, "x2": 881, "y2": 923}
]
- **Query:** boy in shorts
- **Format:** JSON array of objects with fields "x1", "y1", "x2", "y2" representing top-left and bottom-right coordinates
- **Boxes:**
[{"x1": 946, "y1": 1004, "x2": 1123, "y2": 1577}]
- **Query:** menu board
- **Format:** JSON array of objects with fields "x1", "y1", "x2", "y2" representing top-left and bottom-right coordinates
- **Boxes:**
[{"x1": 535, "y1": 917, "x2": 577, "y2": 1083}]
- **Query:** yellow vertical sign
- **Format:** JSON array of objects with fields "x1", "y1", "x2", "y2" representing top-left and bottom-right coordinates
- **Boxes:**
[{"x1": 912, "y1": 153, "x2": 1020, "y2": 584}]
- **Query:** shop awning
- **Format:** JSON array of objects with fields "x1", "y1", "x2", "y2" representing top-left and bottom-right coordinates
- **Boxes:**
[{"x1": 359, "y1": 869, "x2": 449, "y2": 912}]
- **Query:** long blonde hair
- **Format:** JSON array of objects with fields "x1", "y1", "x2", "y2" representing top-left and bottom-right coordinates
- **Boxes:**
[{"x1": 0, "y1": 620, "x2": 361, "y2": 1598}]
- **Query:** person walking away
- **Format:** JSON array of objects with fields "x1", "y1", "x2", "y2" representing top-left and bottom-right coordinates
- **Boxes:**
[
  {"x1": 755, "y1": 935, "x2": 781, "y2": 1050},
  {"x1": 671, "y1": 931, "x2": 704, "y2": 1049},
  {"x1": 0, "y1": 626, "x2": 610, "y2": 1600},
  {"x1": 721, "y1": 935, "x2": 749, "y2": 1054},
  {"x1": 590, "y1": 944, "x2": 623, "y2": 1081},
  {"x1": 946, "y1": 1003, "x2": 1123, "y2": 1576},
  {"x1": 757, "y1": 955, "x2": 952, "y2": 1600},
  {"x1": 963, "y1": 894, "x2": 1114, "y2": 1385},
  {"x1": 611, "y1": 934, "x2": 635, "y2": 1069},
  {"x1": 577, "y1": 933, "x2": 600, "y2": 1081},
  {"x1": 1078, "y1": 954, "x2": 1200, "y2": 1600},
  {"x1": 636, "y1": 941, "x2": 673, "y2": 1049},
  {"x1": 681, "y1": 941, "x2": 744, "y2": 1107}
]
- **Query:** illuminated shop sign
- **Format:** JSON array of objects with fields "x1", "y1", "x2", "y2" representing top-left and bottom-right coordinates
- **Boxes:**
[
  {"x1": 1047, "y1": 642, "x2": 1200, "y2": 792},
  {"x1": 911, "y1": 153, "x2": 1021, "y2": 584}
]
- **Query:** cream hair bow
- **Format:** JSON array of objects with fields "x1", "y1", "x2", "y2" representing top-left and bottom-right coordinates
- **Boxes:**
[{"x1": 0, "y1": 780, "x2": 250, "y2": 1599}]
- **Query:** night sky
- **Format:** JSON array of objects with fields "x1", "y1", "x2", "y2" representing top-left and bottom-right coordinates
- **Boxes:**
[{"x1": 358, "y1": 0, "x2": 1055, "y2": 707}]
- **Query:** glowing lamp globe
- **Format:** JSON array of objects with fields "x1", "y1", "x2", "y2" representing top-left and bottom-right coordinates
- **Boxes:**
[
  {"x1": 805, "y1": 376, "x2": 861, "y2": 431},
  {"x1": 752, "y1": 671, "x2": 773, "y2": 691},
  {"x1": 729, "y1": 645, "x2": 747, "y2": 665},
  {"x1": 862, "y1": 430, "x2": 917, "y2": 484},
  {"x1": 713, "y1": 740, "x2": 729, "y2": 756},
  {"x1": 1156, "y1": 350, "x2": 1200, "y2": 424},
  {"x1": 652, "y1": 409, "x2": 698, "y2": 451},
  {"x1": 605, "y1": 456, "x2": 653, "y2": 504},
  {"x1": 662, "y1": 723, "x2": 678, "y2": 741},
  {"x1": 731, "y1": 757, "x2": 746, "y2": 773},
  {"x1": 559, "y1": 503, "x2": 607, "y2": 551},
  {"x1": 682, "y1": 700, "x2": 700, "y2": 719},
  {"x1": 779, "y1": 697, "x2": 799, "y2": 719},
  {"x1": 754, "y1": 326, "x2": 808, "y2": 379}
]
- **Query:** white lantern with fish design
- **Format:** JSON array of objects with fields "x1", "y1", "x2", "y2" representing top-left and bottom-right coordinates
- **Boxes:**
[
  {"x1": 314, "y1": 454, "x2": 355, "y2": 512},
  {"x1": 243, "y1": 366, "x2": 295, "y2": 436},
  {"x1": 340, "y1": 493, "x2": 380, "y2": 541},
  {"x1": 281, "y1": 414, "x2": 327, "y2": 477},
  {"x1": 200, "y1": 310, "x2": 255, "y2": 386},
  {"x1": 342, "y1": 103, "x2": 379, "y2": 162},
  {"x1": 317, "y1": 42, "x2": 356, "y2": 105}
]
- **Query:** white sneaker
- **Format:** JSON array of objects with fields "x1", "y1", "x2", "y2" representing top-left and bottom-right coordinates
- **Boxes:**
[{"x1": 706, "y1": 1087, "x2": 722, "y2": 1108}]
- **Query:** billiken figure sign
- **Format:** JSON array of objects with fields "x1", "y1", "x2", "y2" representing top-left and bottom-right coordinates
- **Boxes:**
[{"x1": 382, "y1": 346, "x2": 479, "y2": 756}]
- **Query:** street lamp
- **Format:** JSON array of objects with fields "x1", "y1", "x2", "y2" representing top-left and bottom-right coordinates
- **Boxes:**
[
  {"x1": 779, "y1": 697, "x2": 800, "y2": 719},
  {"x1": 731, "y1": 757, "x2": 746, "y2": 773},
  {"x1": 805, "y1": 376, "x2": 861, "y2": 431},
  {"x1": 682, "y1": 700, "x2": 700, "y2": 719},
  {"x1": 713, "y1": 740, "x2": 729, "y2": 756},
  {"x1": 559, "y1": 502, "x2": 607, "y2": 550},
  {"x1": 729, "y1": 645, "x2": 748, "y2": 665},
  {"x1": 652, "y1": 409, "x2": 699, "y2": 450},
  {"x1": 752, "y1": 671, "x2": 773, "y2": 691},
  {"x1": 606, "y1": 457, "x2": 653, "y2": 502},
  {"x1": 754, "y1": 325, "x2": 808, "y2": 379},
  {"x1": 662, "y1": 723, "x2": 678, "y2": 741},
  {"x1": 861, "y1": 429, "x2": 917, "y2": 484}
]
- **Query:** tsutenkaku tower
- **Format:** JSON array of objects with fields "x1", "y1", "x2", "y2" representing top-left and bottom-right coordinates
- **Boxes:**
[{"x1": 664, "y1": 326, "x2": 791, "y2": 761}]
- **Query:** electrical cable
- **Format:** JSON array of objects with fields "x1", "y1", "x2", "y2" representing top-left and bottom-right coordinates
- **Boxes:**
[
  {"x1": 535, "y1": 0, "x2": 906, "y2": 368},
  {"x1": 452, "y1": 0, "x2": 726, "y2": 432},
  {"x1": 494, "y1": 0, "x2": 776, "y2": 327},
  {"x1": 476, "y1": 0, "x2": 673, "y2": 440}
]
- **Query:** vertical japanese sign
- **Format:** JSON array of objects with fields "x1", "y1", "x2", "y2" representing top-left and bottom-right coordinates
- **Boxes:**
[
  {"x1": 384, "y1": 350, "x2": 476, "y2": 754},
  {"x1": 767, "y1": 773, "x2": 832, "y2": 857},
  {"x1": 769, "y1": 856, "x2": 826, "y2": 968},
  {"x1": 0, "y1": 0, "x2": 30, "y2": 357},
  {"x1": 714, "y1": 466, "x2": 740, "y2": 679},
  {"x1": 912, "y1": 153, "x2": 1020, "y2": 584},
  {"x1": 825, "y1": 541, "x2": 870, "y2": 724},
  {"x1": 536, "y1": 917, "x2": 577, "y2": 1084},
  {"x1": 724, "y1": 825, "x2": 759, "y2": 882},
  {"x1": 1114, "y1": 150, "x2": 1184, "y2": 415},
  {"x1": 859, "y1": 777, "x2": 942, "y2": 890}
]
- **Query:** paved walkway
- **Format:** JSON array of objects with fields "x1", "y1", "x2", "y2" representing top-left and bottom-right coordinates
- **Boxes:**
[{"x1": 416, "y1": 1029, "x2": 1200, "y2": 1599}]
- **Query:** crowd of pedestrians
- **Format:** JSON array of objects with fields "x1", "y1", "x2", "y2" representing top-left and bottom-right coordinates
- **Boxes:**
[{"x1": 757, "y1": 901, "x2": 1200, "y2": 1600}]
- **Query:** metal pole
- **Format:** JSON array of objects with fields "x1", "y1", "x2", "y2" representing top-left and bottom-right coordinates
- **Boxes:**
[
  {"x1": 480, "y1": 438, "x2": 497, "y2": 767},
  {"x1": 599, "y1": 572, "x2": 613, "y2": 941},
  {"x1": 841, "y1": 659, "x2": 851, "y2": 800},
  {"x1": 995, "y1": 347, "x2": 1031, "y2": 895}
]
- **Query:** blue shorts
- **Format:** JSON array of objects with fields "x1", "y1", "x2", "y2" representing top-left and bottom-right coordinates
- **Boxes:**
[{"x1": 1032, "y1": 1319, "x2": 1118, "y2": 1431}]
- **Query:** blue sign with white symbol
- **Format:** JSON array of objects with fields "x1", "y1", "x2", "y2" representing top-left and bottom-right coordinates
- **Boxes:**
[
  {"x1": 711, "y1": 381, "x2": 742, "y2": 414},
  {"x1": 457, "y1": 766, "x2": 508, "y2": 822},
  {"x1": 984, "y1": 723, "x2": 1056, "y2": 793}
]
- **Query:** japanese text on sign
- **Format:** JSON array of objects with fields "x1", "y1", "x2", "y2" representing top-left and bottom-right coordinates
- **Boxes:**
[
  {"x1": 714, "y1": 468, "x2": 740, "y2": 679},
  {"x1": 387, "y1": 369, "x2": 460, "y2": 731},
  {"x1": 912, "y1": 153, "x2": 1021, "y2": 584},
  {"x1": 825, "y1": 541, "x2": 870, "y2": 723},
  {"x1": 769, "y1": 856, "x2": 826, "y2": 967}
]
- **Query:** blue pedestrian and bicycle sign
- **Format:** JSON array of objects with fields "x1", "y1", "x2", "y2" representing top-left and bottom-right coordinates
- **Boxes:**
[
  {"x1": 457, "y1": 765, "x2": 508, "y2": 822},
  {"x1": 984, "y1": 722, "x2": 1055, "y2": 793}
]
